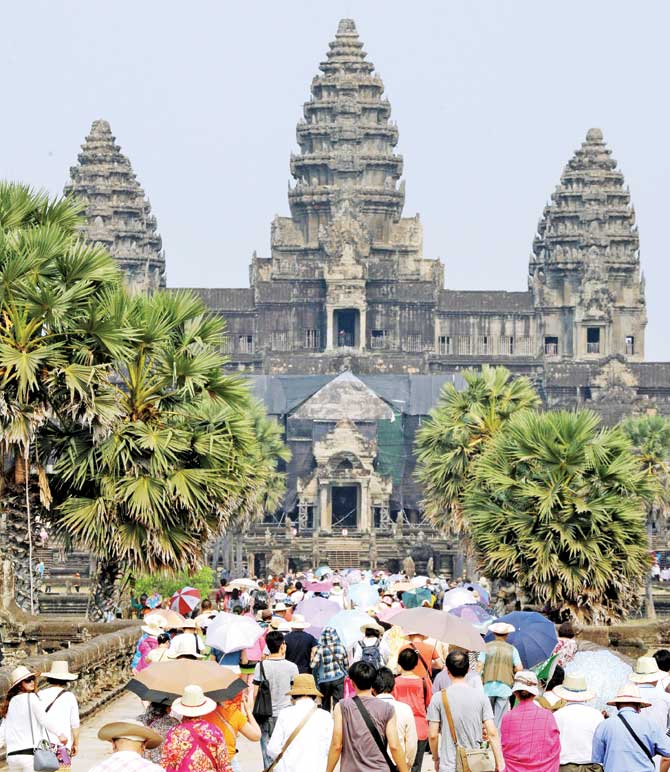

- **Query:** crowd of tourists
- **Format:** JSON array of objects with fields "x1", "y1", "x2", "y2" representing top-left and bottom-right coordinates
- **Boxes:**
[{"x1": 3, "y1": 569, "x2": 670, "y2": 772}]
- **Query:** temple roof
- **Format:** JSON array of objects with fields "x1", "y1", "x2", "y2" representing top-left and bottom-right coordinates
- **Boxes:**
[
  {"x1": 65, "y1": 119, "x2": 165, "y2": 291},
  {"x1": 288, "y1": 18, "x2": 405, "y2": 225},
  {"x1": 531, "y1": 128, "x2": 639, "y2": 268}
]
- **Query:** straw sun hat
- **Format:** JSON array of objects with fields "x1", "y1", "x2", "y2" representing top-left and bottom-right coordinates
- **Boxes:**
[
  {"x1": 511, "y1": 671, "x2": 540, "y2": 697},
  {"x1": 172, "y1": 684, "x2": 216, "y2": 717},
  {"x1": 8, "y1": 666, "x2": 38, "y2": 690},
  {"x1": 98, "y1": 718, "x2": 163, "y2": 749},
  {"x1": 43, "y1": 661, "x2": 78, "y2": 682},
  {"x1": 629, "y1": 656, "x2": 664, "y2": 684},
  {"x1": 286, "y1": 674, "x2": 322, "y2": 698},
  {"x1": 489, "y1": 622, "x2": 515, "y2": 636},
  {"x1": 553, "y1": 673, "x2": 595, "y2": 702},
  {"x1": 607, "y1": 682, "x2": 652, "y2": 708}
]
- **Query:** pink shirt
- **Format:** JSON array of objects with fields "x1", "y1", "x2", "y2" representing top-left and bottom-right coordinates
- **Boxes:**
[
  {"x1": 501, "y1": 699, "x2": 560, "y2": 772},
  {"x1": 137, "y1": 636, "x2": 158, "y2": 672}
]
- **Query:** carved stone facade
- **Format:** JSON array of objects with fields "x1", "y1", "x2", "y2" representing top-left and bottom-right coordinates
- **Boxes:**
[{"x1": 65, "y1": 119, "x2": 165, "y2": 294}]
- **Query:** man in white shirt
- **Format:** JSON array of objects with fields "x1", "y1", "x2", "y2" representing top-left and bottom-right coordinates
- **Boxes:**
[
  {"x1": 373, "y1": 666, "x2": 418, "y2": 769},
  {"x1": 630, "y1": 657, "x2": 670, "y2": 738},
  {"x1": 38, "y1": 661, "x2": 80, "y2": 760},
  {"x1": 552, "y1": 672, "x2": 604, "y2": 768},
  {"x1": 89, "y1": 719, "x2": 164, "y2": 772},
  {"x1": 267, "y1": 674, "x2": 334, "y2": 772}
]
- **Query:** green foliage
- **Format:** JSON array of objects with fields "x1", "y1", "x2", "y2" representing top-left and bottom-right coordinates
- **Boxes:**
[
  {"x1": 621, "y1": 414, "x2": 670, "y2": 506},
  {"x1": 415, "y1": 365, "x2": 540, "y2": 535},
  {"x1": 133, "y1": 566, "x2": 216, "y2": 601},
  {"x1": 465, "y1": 409, "x2": 654, "y2": 623}
]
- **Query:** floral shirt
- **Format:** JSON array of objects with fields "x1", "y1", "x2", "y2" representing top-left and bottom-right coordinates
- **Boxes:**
[
  {"x1": 138, "y1": 708, "x2": 180, "y2": 764},
  {"x1": 162, "y1": 719, "x2": 231, "y2": 772},
  {"x1": 552, "y1": 637, "x2": 577, "y2": 668}
]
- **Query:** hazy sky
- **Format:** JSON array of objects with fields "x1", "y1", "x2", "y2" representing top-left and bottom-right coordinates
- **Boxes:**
[{"x1": 2, "y1": 1, "x2": 669, "y2": 359}]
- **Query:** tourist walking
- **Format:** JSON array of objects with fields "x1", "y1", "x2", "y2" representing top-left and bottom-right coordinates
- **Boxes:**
[
  {"x1": 137, "y1": 619, "x2": 164, "y2": 672},
  {"x1": 137, "y1": 702, "x2": 179, "y2": 765},
  {"x1": 0, "y1": 666, "x2": 67, "y2": 771},
  {"x1": 311, "y1": 626, "x2": 349, "y2": 712},
  {"x1": 89, "y1": 718, "x2": 164, "y2": 772},
  {"x1": 373, "y1": 667, "x2": 418, "y2": 770},
  {"x1": 146, "y1": 632, "x2": 171, "y2": 664},
  {"x1": 253, "y1": 629, "x2": 299, "y2": 768},
  {"x1": 427, "y1": 650, "x2": 503, "y2": 772},
  {"x1": 629, "y1": 656, "x2": 670, "y2": 734},
  {"x1": 38, "y1": 661, "x2": 81, "y2": 769},
  {"x1": 284, "y1": 614, "x2": 318, "y2": 674},
  {"x1": 500, "y1": 671, "x2": 560, "y2": 772},
  {"x1": 161, "y1": 684, "x2": 231, "y2": 771},
  {"x1": 326, "y1": 660, "x2": 409, "y2": 772},
  {"x1": 205, "y1": 690, "x2": 261, "y2": 772},
  {"x1": 393, "y1": 648, "x2": 431, "y2": 772},
  {"x1": 592, "y1": 682, "x2": 670, "y2": 771},
  {"x1": 398, "y1": 632, "x2": 442, "y2": 679},
  {"x1": 350, "y1": 620, "x2": 388, "y2": 668},
  {"x1": 653, "y1": 649, "x2": 670, "y2": 691},
  {"x1": 478, "y1": 621, "x2": 523, "y2": 728},
  {"x1": 551, "y1": 673, "x2": 603, "y2": 771},
  {"x1": 266, "y1": 674, "x2": 334, "y2": 772}
]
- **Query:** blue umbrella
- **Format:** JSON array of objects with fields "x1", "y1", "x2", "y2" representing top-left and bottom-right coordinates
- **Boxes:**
[
  {"x1": 485, "y1": 611, "x2": 557, "y2": 668},
  {"x1": 315, "y1": 565, "x2": 332, "y2": 578}
]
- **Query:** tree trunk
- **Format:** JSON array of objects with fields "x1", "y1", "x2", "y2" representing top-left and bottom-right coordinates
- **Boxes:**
[
  {"x1": 87, "y1": 556, "x2": 123, "y2": 621},
  {"x1": 646, "y1": 511, "x2": 656, "y2": 620}
]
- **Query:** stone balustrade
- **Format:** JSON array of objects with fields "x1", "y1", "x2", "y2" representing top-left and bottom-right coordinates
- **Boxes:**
[{"x1": 0, "y1": 623, "x2": 140, "y2": 718}]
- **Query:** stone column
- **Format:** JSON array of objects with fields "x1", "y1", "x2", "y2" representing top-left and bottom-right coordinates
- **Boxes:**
[
  {"x1": 319, "y1": 484, "x2": 331, "y2": 532},
  {"x1": 326, "y1": 305, "x2": 334, "y2": 349},
  {"x1": 359, "y1": 307, "x2": 367, "y2": 350},
  {"x1": 359, "y1": 483, "x2": 371, "y2": 532}
]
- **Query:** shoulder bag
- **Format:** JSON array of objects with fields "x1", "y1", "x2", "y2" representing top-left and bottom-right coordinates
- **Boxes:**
[
  {"x1": 353, "y1": 696, "x2": 398, "y2": 772},
  {"x1": 263, "y1": 704, "x2": 318, "y2": 772},
  {"x1": 618, "y1": 713, "x2": 655, "y2": 764},
  {"x1": 253, "y1": 661, "x2": 273, "y2": 724},
  {"x1": 441, "y1": 690, "x2": 495, "y2": 772},
  {"x1": 28, "y1": 694, "x2": 60, "y2": 772}
]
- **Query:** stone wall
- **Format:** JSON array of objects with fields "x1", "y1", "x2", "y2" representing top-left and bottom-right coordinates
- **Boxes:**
[
  {"x1": 581, "y1": 620, "x2": 670, "y2": 659},
  {"x1": 0, "y1": 624, "x2": 140, "y2": 718}
]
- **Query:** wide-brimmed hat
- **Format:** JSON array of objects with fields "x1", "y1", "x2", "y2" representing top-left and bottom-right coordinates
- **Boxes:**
[
  {"x1": 512, "y1": 670, "x2": 539, "y2": 697},
  {"x1": 98, "y1": 719, "x2": 163, "y2": 749},
  {"x1": 489, "y1": 622, "x2": 515, "y2": 636},
  {"x1": 607, "y1": 682, "x2": 652, "y2": 708},
  {"x1": 553, "y1": 673, "x2": 595, "y2": 702},
  {"x1": 270, "y1": 618, "x2": 292, "y2": 632},
  {"x1": 360, "y1": 619, "x2": 384, "y2": 636},
  {"x1": 291, "y1": 614, "x2": 309, "y2": 630},
  {"x1": 167, "y1": 634, "x2": 204, "y2": 659},
  {"x1": 8, "y1": 666, "x2": 38, "y2": 690},
  {"x1": 630, "y1": 656, "x2": 664, "y2": 684},
  {"x1": 273, "y1": 603, "x2": 288, "y2": 613},
  {"x1": 287, "y1": 673, "x2": 322, "y2": 698},
  {"x1": 172, "y1": 684, "x2": 216, "y2": 717},
  {"x1": 141, "y1": 620, "x2": 165, "y2": 637},
  {"x1": 43, "y1": 661, "x2": 78, "y2": 682},
  {"x1": 194, "y1": 612, "x2": 216, "y2": 630}
]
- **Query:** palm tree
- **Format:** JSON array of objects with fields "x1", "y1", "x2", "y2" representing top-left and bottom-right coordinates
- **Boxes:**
[
  {"x1": 465, "y1": 409, "x2": 653, "y2": 623},
  {"x1": 49, "y1": 290, "x2": 284, "y2": 619},
  {"x1": 0, "y1": 183, "x2": 126, "y2": 611},
  {"x1": 621, "y1": 414, "x2": 670, "y2": 618},
  {"x1": 414, "y1": 365, "x2": 540, "y2": 538}
]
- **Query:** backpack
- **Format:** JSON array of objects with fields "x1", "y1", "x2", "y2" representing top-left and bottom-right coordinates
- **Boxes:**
[
  {"x1": 253, "y1": 589, "x2": 268, "y2": 610},
  {"x1": 358, "y1": 638, "x2": 383, "y2": 670}
]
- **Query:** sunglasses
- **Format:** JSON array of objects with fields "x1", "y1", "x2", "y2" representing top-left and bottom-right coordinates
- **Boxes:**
[{"x1": 22, "y1": 676, "x2": 36, "y2": 684}]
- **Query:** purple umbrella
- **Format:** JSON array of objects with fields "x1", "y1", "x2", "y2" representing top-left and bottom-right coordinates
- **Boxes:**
[
  {"x1": 458, "y1": 582, "x2": 490, "y2": 606},
  {"x1": 448, "y1": 603, "x2": 494, "y2": 631},
  {"x1": 295, "y1": 597, "x2": 340, "y2": 638}
]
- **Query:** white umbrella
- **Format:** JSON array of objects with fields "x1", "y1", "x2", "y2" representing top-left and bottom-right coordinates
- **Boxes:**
[
  {"x1": 442, "y1": 587, "x2": 477, "y2": 611},
  {"x1": 205, "y1": 612, "x2": 263, "y2": 653},
  {"x1": 229, "y1": 578, "x2": 258, "y2": 591}
]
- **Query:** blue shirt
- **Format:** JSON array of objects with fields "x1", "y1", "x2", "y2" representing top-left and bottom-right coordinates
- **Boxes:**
[
  {"x1": 477, "y1": 644, "x2": 522, "y2": 698},
  {"x1": 592, "y1": 707, "x2": 670, "y2": 771}
]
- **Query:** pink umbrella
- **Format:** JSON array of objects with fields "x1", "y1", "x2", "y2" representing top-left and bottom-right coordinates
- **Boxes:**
[
  {"x1": 295, "y1": 597, "x2": 340, "y2": 638},
  {"x1": 170, "y1": 586, "x2": 201, "y2": 616},
  {"x1": 304, "y1": 580, "x2": 333, "y2": 593},
  {"x1": 376, "y1": 605, "x2": 402, "y2": 624}
]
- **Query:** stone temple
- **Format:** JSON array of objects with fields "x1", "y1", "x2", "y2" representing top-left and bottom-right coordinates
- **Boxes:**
[{"x1": 65, "y1": 19, "x2": 670, "y2": 576}]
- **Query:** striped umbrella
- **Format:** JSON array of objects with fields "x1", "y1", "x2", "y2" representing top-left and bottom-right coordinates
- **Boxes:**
[{"x1": 170, "y1": 586, "x2": 201, "y2": 616}]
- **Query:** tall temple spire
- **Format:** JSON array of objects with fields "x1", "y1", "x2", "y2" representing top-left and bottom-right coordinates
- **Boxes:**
[
  {"x1": 65, "y1": 119, "x2": 165, "y2": 293},
  {"x1": 288, "y1": 18, "x2": 405, "y2": 242},
  {"x1": 532, "y1": 128, "x2": 639, "y2": 268}
]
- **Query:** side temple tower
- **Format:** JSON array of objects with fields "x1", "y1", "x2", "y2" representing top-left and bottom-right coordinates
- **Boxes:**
[
  {"x1": 529, "y1": 128, "x2": 646, "y2": 361},
  {"x1": 65, "y1": 119, "x2": 165, "y2": 294}
]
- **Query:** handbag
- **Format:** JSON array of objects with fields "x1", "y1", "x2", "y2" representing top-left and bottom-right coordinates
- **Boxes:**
[
  {"x1": 28, "y1": 695, "x2": 60, "y2": 772},
  {"x1": 441, "y1": 690, "x2": 495, "y2": 772},
  {"x1": 353, "y1": 696, "x2": 398, "y2": 772},
  {"x1": 253, "y1": 661, "x2": 273, "y2": 724},
  {"x1": 263, "y1": 705, "x2": 317, "y2": 772}
]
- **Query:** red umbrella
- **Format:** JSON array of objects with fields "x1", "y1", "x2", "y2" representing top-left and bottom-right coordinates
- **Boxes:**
[{"x1": 170, "y1": 586, "x2": 201, "y2": 616}]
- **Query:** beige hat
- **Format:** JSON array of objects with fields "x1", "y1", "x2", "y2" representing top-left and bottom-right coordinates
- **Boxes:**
[
  {"x1": 291, "y1": 614, "x2": 309, "y2": 630},
  {"x1": 167, "y1": 634, "x2": 205, "y2": 659},
  {"x1": 172, "y1": 684, "x2": 216, "y2": 717},
  {"x1": 489, "y1": 622, "x2": 515, "y2": 636},
  {"x1": 43, "y1": 661, "x2": 78, "y2": 682},
  {"x1": 141, "y1": 620, "x2": 165, "y2": 637},
  {"x1": 194, "y1": 612, "x2": 217, "y2": 630},
  {"x1": 270, "y1": 618, "x2": 292, "y2": 632},
  {"x1": 8, "y1": 666, "x2": 37, "y2": 690},
  {"x1": 98, "y1": 719, "x2": 163, "y2": 749},
  {"x1": 144, "y1": 613, "x2": 168, "y2": 629},
  {"x1": 552, "y1": 672, "x2": 595, "y2": 702},
  {"x1": 630, "y1": 656, "x2": 664, "y2": 684},
  {"x1": 607, "y1": 682, "x2": 652, "y2": 708},
  {"x1": 512, "y1": 670, "x2": 540, "y2": 697},
  {"x1": 273, "y1": 603, "x2": 288, "y2": 613},
  {"x1": 360, "y1": 619, "x2": 384, "y2": 636},
  {"x1": 286, "y1": 673, "x2": 322, "y2": 697}
]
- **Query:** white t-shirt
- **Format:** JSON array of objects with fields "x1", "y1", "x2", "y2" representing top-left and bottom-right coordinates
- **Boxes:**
[
  {"x1": 38, "y1": 687, "x2": 80, "y2": 749},
  {"x1": 554, "y1": 702, "x2": 604, "y2": 765}
]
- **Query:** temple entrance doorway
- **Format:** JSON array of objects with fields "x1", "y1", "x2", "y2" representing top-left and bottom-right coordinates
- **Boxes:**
[
  {"x1": 334, "y1": 309, "x2": 359, "y2": 347},
  {"x1": 331, "y1": 485, "x2": 358, "y2": 529}
]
